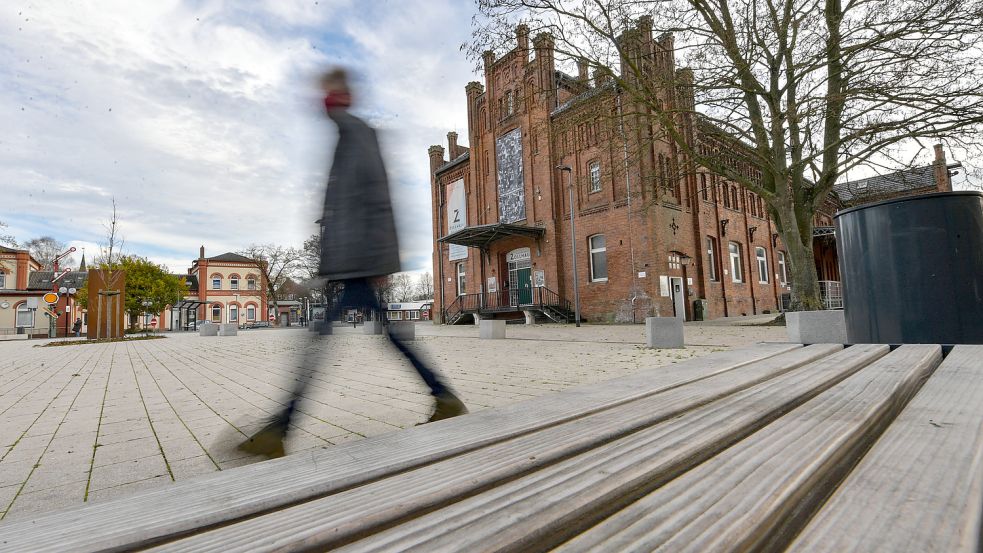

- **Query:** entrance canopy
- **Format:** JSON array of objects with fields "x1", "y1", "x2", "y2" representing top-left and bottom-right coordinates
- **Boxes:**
[{"x1": 438, "y1": 223, "x2": 544, "y2": 251}]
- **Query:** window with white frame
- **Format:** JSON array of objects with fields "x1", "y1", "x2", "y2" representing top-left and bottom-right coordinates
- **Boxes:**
[
  {"x1": 212, "y1": 277, "x2": 221, "y2": 290},
  {"x1": 706, "y1": 237, "x2": 719, "y2": 281},
  {"x1": 388, "y1": 310, "x2": 402, "y2": 320},
  {"x1": 15, "y1": 305, "x2": 34, "y2": 327},
  {"x1": 0, "y1": 272, "x2": 6, "y2": 289},
  {"x1": 410, "y1": 311, "x2": 421, "y2": 320},
  {"x1": 588, "y1": 161, "x2": 601, "y2": 193},
  {"x1": 589, "y1": 234, "x2": 608, "y2": 282},
  {"x1": 247, "y1": 278, "x2": 256, "y2": 290},
  {"x1": 456, "y1": 262, "x2": 466, "y2": 296},
  {"x1": 756, "y1": 247, "x2": 769, "y2": 283},
  {"x1": 230, "y1": 278, "x2": 239, "y2": 290},
  {"x1": 778, "y1": 251, "x2": 788, "y2": 286},
  {"x1": 729, "y1": 242, "x2": 744, "y2": 283},
  {"x1": 211, "y1": 305, "x2": 221, "y2": 322},
  {"x1": 247, "y1": 306, "x2": 256, "y2": 320},
  {"x1": 229, "y1": 305, "x2": 238, "y2": 321}
]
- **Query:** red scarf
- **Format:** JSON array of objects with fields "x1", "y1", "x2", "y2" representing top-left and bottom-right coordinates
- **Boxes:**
[{"x1": 324, "y1": 91, "x2": 351, "y2": 111}]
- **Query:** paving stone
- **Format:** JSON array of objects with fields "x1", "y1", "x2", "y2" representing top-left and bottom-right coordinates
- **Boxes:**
[{"x1": 0, "y1": 322, "x2": 784, "y2": 518}]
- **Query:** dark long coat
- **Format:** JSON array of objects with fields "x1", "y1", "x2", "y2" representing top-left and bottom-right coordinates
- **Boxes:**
[{"x1": 319, "y1": 111, "x2": 401, "y2": 280}]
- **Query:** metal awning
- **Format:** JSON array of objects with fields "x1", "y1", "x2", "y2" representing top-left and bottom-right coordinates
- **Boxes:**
[{"x1": 438, "y1": 223, "x2": 545, "y2": 250}]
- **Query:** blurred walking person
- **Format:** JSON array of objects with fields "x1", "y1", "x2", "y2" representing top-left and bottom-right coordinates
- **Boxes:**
[{"x1": 238, "y1": 68, "x2": 467, "y2": 458}]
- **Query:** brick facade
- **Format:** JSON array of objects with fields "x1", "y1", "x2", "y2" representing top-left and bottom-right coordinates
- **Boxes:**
[{"x1": 429, "y1": 22, "x2": 956, "y2": 323}]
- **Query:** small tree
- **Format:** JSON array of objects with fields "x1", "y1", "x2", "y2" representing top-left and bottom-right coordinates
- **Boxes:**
[
  {"x1": 78, "y1": 256, "x2": 188, "y2": 328},
  {"x1": 391, "y1": 273, "x2": 416, "y2": 303},
  {"x1": 97, "y1": 198, "x2": 125, "y2": 270}
]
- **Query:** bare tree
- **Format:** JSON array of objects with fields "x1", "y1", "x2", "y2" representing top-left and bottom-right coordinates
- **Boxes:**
[
  {"x1": 470, "y1": 0, "x2": 983, "y2": 309},
  {"x1": 98, "y1": 198, "x2": 125, "y2": 270},
  {"x1": 391, "y1": 273, "x2": 416, "y2": 303},
  {"x1": 23, "y1": 236, "x2": 73, "y2": 270},
  {"x1": 0, "y1": 220, "x2": 16, "y2": 248},
  {"x1": 239, "y1": 244, "x2": 304, "y2": 321},
  {"x1": 415, "y1": 271, "x2": 434, "y2": 300}
]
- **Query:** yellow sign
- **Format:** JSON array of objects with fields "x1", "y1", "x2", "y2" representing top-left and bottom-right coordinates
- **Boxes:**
[{"x1": 43, "y1": 292, "x2": 59, "y2": 304}]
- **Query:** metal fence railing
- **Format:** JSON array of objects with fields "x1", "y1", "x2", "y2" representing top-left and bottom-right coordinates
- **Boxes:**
[{"x1": 819, "y1": 280, "x2": 844, "y2": 310}]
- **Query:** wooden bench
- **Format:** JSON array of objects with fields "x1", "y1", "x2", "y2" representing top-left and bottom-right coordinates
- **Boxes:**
[{"x1": 0, "y1": 343, "x2": 980, "y2": 552}]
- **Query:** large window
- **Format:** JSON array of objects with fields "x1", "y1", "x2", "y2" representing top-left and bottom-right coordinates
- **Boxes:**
[
  {"x1": 0, "y1": 272, "x2": 6, "y2": 289},
  {"x1": 456, "y1": 262, "x2": 466, "y2": 296},
  {"x1": 211, "y1": 305, "x2": 221, "y2": 322},
  {"x1": 230, "y1": 278, "x2": 239, "y2": 290},
  {"x1": 589, "y1": 234, "x2": 608, "y2": 282},
  {"x1": 778, "y1": 251, "x2": 789, "y2": 286},
  {"x1": 706, "y1": 237, "x2": 719, "y2": 281},
  {"x1": 212, "y1": 278, "x2": 221, "y2": 290},
  {"x1": 15, "y1": 305, "x2": 34, "y2": 327},
  {"x1": 388, "y1": 310, "x2": 403, "y2": 321},
  {"x1": 247, "y1": 306, "x2": 256, "y2": 321},
  {"x1": 229, "y1": 305, "x2": 238, "y2": 322},
  {"x1": 247, "y1": 278, "x2": 257, "y2": 290},
  {"x1": 756, "y1": 247, "x2": 769, "y2": 283},
  {"x1": 729, "y1": 242, "x2": 744, "y2": 283},
  {"x1": 588, "y1": 161, "x2": 601, "y2": 193}
]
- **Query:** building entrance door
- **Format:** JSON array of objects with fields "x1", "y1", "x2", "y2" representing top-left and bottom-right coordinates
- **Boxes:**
[
  {"x1": 506, "y1": 247, "x2": 532, "y2": 306},
  {"x1": 670, "y1": 277, "x2": 686, "y2": 320}
]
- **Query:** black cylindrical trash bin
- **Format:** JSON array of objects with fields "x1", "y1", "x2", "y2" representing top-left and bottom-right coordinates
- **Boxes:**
[{"x1": 835, "y1": 191, "x2": 983, "y2": 344}]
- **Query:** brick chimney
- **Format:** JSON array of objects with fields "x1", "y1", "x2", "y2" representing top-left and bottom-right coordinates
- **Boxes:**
[
  {"x1": 577, "y1": 59, "x2": 589, "y2": 84},
  {"x1": 199, "y1": 245, "x2": 205, "y2": 259},
  {"x1": 428, "y1": 145, "x2": 446, "y2": 175},
  {"x1": 933, "y1": 144, "x2": 952, "y2": 192},
  {"x1": 516, "y1": 24, "x2": 529, "y2": 59},
  {"x1": 447, "y1": 132, "x2": 459, "y2": 160}
]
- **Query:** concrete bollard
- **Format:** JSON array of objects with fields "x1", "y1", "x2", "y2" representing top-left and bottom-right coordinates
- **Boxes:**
[
  {"x1": 479, "y1": 319, "x2": 506, "y2": 339},
  {"x1": 363, "y1": 320, "x2": 384, "y2": 335},
  {"x1": 645, "y1": 316, "x2": 684, "y2": 348},
  {"x1": 198, "y1": 323, "x2": 218, "y2": 337},
  {"x1": 388, "y1": 321, "x2": 416, "y2": 341},
  {"x1": 786, "y1": 311, "x2": 847, "y2": 344},
  {"x1": 218, "y1": 323, "x2": 237, "y2": 336}
]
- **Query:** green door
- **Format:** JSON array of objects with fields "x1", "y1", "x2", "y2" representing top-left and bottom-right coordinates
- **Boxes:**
[{"x1": 516, "y1": 267, "x2": 533, "y2": 305}]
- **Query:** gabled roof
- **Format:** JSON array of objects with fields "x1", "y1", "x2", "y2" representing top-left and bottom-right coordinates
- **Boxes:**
[
  {"x1": 435, "y1": 151, "x2": 470, "y2": 175},
  {"x1": 27, "y1": 271, "x2": 88, "y2": 290},
  {"x1": 0, "y1": 245, "x2": 19, "y2": 254},
  {"x1": 834, "y1": 163, "x2": 957, "y2": 204},
  {"x1": 206, "y1": 252, "x2": 256, "y2": 263}
]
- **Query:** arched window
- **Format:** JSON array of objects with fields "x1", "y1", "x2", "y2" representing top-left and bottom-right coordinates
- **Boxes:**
[
  {"x1": 211, "y1": 303, "x2": 222, "y2": 322},
  {"x1": 589, "y1": 235, "x2": 608, "y2": 282},
  {"x1": 228, "y1": 273, "x2": 241, "y2": 290},
  {"x1": 588, "y1": 161, "x2": 601, "y2": 193},
  {"x1": 210, "y1": 273, "x2": 223, "y2": 290},
  {"x1": 245, "y1": 303, "x2": 257, "y2": 321}
]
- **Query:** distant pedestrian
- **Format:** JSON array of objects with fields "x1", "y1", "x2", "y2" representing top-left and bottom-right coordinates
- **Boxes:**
[
  {"x1": 72, "y1": 318, "x2": 82, "y2": 337},
  {"x1": 238, "y1": 68, "x2": 468, "y2": 459}
]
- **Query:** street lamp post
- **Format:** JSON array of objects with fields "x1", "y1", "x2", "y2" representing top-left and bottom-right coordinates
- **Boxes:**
[
  {"x1": 141, "y1": 299, "x2": 152, "y2": 336},
  {"x1": 557, "y1": 165, "x2": 581, "y2": 327}
]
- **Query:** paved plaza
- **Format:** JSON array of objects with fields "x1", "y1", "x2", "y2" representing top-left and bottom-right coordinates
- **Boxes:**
[{"x1": 0, "y1": 320, "x2": 785, "y2": 521}]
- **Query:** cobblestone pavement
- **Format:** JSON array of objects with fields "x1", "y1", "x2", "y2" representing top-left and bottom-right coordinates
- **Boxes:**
[{"x1": 0, "y1": 321, "x2": 786, "y2": 520}]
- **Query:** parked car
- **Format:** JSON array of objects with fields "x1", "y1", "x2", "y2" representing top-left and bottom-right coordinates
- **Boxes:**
[
  {"x1": 244, "y1": 321, "x2": 271, "y2": 329},
  {"x1": 184, "y1": 320, "x2": 209, "y2": 330}
]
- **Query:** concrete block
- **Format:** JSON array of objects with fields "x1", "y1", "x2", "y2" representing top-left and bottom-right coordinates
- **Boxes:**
[
  {"x1": 217, "y1": 324, "x2": 237, "y2": 336},
  {"x1": 523, "y1": 310, "x2": 536, "y2": 325},
  {"x1": 363, "y1": 320, "x2": 384, "y2": 335},
  {"x1": 480, "y1": 319, "x2": 506, "y2": 339},
  {"x1": 388, "y1": 322, "x2": 415, "y2": 341},
  {"x1": 198, "y1": 323, "x2": 218, "y2": 337},
  {"x1": 0, "y1": 334, "x2": 28, "y2": 341},
  {"x1": 786, "y1": 310, "x2": 847, "y2": 344},
  {"x1": 646, "y1": 316, "x2": 684, "y2": 349}
]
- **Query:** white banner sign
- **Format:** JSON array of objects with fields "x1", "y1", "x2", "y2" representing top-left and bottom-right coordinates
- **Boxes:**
[
  {"x1": 659, "y1": 275, "x2": 671, "y2": 297},
  {"x1": 447, "y1": 179, "x2": 468, "y2": 261}
]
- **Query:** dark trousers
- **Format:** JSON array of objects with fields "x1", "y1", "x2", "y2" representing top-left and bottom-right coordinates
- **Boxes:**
[{"x1": 284, "y1": 278, "x2": 447, "y2": 422}]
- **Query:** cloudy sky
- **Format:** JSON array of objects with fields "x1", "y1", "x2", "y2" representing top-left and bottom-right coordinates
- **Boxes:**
[{"x1": 1, "y1": 0, "x2": 476, "y2": 274}]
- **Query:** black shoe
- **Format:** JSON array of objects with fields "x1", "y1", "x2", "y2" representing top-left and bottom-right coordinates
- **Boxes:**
[
  {"x1": 428, "y1": 392, "x2": 469, "y2": 423},
  {"x1": 237, "y1": 416, "x2": 288, "y2": 458}
]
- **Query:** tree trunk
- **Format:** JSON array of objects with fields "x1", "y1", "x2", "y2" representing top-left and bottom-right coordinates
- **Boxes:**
[{"x1": 775, "y1": 202, "x2": 823, "y2": 311}]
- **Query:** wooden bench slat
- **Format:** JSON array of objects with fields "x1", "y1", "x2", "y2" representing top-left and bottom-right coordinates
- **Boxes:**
[
  {"x1": 789, "y1": 345, "x2": 983, "y2": 552},
  {"x1": 153, "y1": 345, "x2": 882, "y2": 553},
  {"x1": 552, "y1": 344, "x2": 942, "y2": 553},
  {"x1": 0, "y1": 343, "x2": 799, "y2": 553}
]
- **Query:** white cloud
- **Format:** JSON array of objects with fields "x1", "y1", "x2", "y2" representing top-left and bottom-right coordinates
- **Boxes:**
[{"x1": 1, "y1": 0, "x2": 479, "y2": 275}]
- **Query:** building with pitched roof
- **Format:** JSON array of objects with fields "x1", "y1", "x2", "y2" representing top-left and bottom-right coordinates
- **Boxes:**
[
  {"x1": 162, "y1": 246, "x2": 268, "y2": 330},
  {"x1": 1, "y1": 245, "x2": 88, "y2": 337}
]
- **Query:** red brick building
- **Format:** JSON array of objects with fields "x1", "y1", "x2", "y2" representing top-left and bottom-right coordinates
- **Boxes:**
[{"x1": 429, "y1": 21, "x2": 957, "y2": 324}]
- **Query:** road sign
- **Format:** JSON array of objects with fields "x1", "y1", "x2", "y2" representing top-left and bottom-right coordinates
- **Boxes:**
[
  {"x1": 42, "y1": 292, "x2": 59, "y2": 304},
  {"x1": 269, "y1": 314, "x2": 275, "y2": 321},
  {"x1": 150, "y1": 317, "x2": 158, "y2": 327}
]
